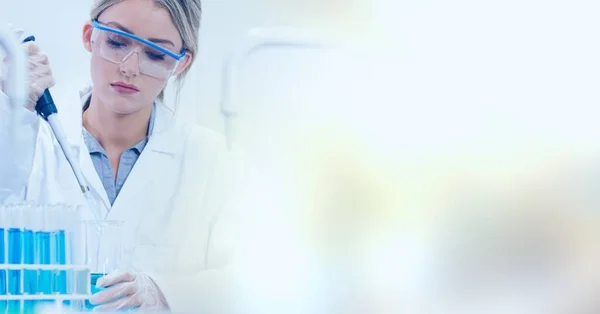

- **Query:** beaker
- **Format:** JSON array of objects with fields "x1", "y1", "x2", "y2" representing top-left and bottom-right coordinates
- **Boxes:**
[{"x1": 83, "y1": 220, "x2": 123, "y2": 309}]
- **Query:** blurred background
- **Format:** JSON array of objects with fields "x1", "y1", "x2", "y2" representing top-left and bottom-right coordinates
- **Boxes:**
[{"x1": 4, "y1": 0, "x2": 600, "y2": 313}]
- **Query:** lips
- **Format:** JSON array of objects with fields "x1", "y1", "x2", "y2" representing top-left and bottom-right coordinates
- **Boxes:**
[{"x1": 111, "y1": 82, "x2": 139, "y2": 91}]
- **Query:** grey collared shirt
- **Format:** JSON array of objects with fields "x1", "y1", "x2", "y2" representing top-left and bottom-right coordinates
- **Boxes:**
[{"x1": 82, "y1": 103, "x2": 156, "y2": 206}]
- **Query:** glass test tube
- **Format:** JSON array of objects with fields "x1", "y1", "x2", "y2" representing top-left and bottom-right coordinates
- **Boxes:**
[
  {"x1": 84, "y1": 220, "x2": 123, "y2": 310},
  {"x1": 36, "y1": 205, "x2": 52, "y2": 296},
  {"x1": 8, "y1": 205, "x2": 23, "y2": 313},
  {"x1": 63, "y1": 204, "x2": 83, "y2": 294},
  {"x1": 50, "y1": 205, "x2": 67, "y2": 295},
  {"x1": 23, "y1": 203, "x2": 38, "y2": 314},
  {"x1": 0, "y1": 205, "x2": 8, "y2": 313},
  {"x1": 65, "y1": 205, "x2": 88, "y2": 312}
]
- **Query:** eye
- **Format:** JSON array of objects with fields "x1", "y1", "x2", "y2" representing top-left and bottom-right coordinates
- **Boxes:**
[
  {"x1": 146, "y1": 51, "x2": 166, "y2": 61},
  {"x1": 107, "y1": 38, "x2": 126, "y2": 49}
]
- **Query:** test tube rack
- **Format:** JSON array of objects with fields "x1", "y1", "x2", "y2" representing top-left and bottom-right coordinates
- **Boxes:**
[{"x1": 0, "y1": 203, "x2": 92, "y2": 313}]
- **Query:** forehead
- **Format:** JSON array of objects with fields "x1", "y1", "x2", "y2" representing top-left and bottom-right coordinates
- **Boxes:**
[{"x1": 98, "y1": 0, "x2": 182, "y2": 47}]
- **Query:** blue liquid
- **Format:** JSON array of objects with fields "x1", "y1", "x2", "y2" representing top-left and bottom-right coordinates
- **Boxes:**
[
  {"x1": 22, "y1": 229, "x2": 37, "y2": 295},
  {"x1": 85, "y1": 273, "x2": 106, "y2": 310},
  {"x1": 8, "y1": 300, "x2": 21, "y2": 313},
  {"x1": 52, "y1": 230, "x2": 67, "y2": 294},
  {"x1": 24, "y1": 300, "x2": 37, "y2": 314},
  {"x1": 35, "y1": 231, "x2": 51, "y2": 294},
  {"x1": 0, "y1": 227, "x2": 4, "y2": 262},
  {"x1": 0, "y1": 270, "x2": 5, "y2": 314},
  {"x1": 8, "y1": 228, "x2": 22, "y2": 313},
  {"x1": 23, "y1": 229, "x2": 37, "y2": 313},
  {"x1": 90, "y1": 273, "x2": 104, "y2": 294},
  {"x1": 0, "y1": 228, "x2": 5, "y2": 312},
  {"x1": 8, "y1": 228, "x2": 22, "y2": 297}
]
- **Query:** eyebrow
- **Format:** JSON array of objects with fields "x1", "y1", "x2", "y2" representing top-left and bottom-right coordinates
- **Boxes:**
[{"x1": 106, "y1": 21, "x2": 175, "y2": 47}]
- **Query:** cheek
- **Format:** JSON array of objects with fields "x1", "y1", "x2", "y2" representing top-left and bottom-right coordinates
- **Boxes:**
[
  {"x1": 137, "y1": 76, "x2": 168, "y2": 103},
  {"x1": 90, "y1": 56, "x2": 116, "y2": 86},
  {"x1": 145, "y1": 77, "x2": 166, "y2": 95}
]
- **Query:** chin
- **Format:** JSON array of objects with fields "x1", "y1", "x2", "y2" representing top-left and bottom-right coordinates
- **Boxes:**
[
  {"x1": 110, "y1": 104, "x2": 146, "y2": 115},
  {"x1": 104, "y1": 98, "x2": 145, "y2": 115},
  {"x1": 103, "y1": 93, "x2": 147, "y2": 115}
]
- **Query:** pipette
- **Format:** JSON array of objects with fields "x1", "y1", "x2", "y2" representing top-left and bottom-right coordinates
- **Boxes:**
[{"x1": 21, "y1": 36, "x2": 104, "y2": 222}]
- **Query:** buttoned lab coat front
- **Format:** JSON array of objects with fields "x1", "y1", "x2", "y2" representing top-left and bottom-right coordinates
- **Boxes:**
[{"x1": 0, "y1": 87, "x2": 246, "y2": 313}]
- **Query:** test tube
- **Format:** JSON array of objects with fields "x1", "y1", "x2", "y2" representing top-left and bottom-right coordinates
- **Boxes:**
[
  {"x1": 7, "y1": 204, "x2": 23, "y2": 313},
  {"x1": 22, "y1": 203, "x2": 38, "y2": 313},
  {"x1": 36, "y1": 205, "x2": 52, "y2": 296},
  {"x1": 64, "y1": 204, "x2": 82, "y2": 294},
  {"x1": 51, "y1": 204, "x2": 67, "y2": 295},
  {"x1": 0, "y1": 205, "x2": 8, "y2": 313},
  {"x1": 84, "y1": 220, "x2": 123, "y2": 310},
  {"x1": 68, "y1": 207, "x2": 89, "y2": 312},
  {"x1": 63, "y1": 204, "x2": 85, "y2": 310}
]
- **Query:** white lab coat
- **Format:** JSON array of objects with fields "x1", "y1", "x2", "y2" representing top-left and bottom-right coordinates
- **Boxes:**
[{"x1": 0, "y1": 86, "x2": 246, "y2": 313}]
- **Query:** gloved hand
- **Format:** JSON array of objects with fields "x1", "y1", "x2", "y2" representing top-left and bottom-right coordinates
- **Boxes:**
[
  {"x1": 89, "y1": 270, "x2": 170, "y2": 312},
  {"x1": 0, "y1": 24, "x2": 55, "y2": 111}
]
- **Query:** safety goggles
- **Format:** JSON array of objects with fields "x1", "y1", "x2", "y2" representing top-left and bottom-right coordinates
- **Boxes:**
[{"x1": 91, "y1": 20, "x2": 186, "y2": 80}]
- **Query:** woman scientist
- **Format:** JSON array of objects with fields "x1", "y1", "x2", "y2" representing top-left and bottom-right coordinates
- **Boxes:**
[{"x1": 0, "y1": 0, "x2": 245, "y2": 312}]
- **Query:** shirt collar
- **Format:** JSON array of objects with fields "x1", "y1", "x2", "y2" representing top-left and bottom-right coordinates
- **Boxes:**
[
  {"x1": 78, "y1": 85, "x2": 180, "y2": 155},
  {"x1": 82, "y1": 100, "x2": 157, "y2": 155},
  {"x1": 82, "y1": 126, "x2": 104, "y2": 154}
]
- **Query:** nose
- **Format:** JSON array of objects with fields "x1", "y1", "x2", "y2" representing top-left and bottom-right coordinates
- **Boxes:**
[{"x1": 119, "y1": 51, "x2": 140, "y2": 78}]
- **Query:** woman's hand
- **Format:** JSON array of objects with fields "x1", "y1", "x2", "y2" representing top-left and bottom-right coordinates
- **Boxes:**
[
  {"x1": 90, "y1": 270, "x2": 170, "y2": 312},
  {"x1": 1, "y1": 25, "x2": 55, "y2": 111}
]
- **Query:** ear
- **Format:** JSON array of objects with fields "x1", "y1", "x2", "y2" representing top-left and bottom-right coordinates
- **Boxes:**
[
  {"x1": 173, "y1": 51, "x2": 193, "y2": 77},
  {"x1": 82, "y1": 21, "x2": 94, "y2": 52}
]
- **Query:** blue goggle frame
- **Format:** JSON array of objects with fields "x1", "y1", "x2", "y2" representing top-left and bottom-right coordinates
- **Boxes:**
[{"x1": 91, "y1": 20, "x2": 186, "y2": 61}]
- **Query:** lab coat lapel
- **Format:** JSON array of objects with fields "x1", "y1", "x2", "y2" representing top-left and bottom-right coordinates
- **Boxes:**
[
  {"x1": 78, "y1": 137, "x2": 112, "y2": 215},
  {"x1": 74, "y1": 86, "x2": 111, "y2": 216},
  {"x1": 107, "y1": 100, "x2": 180, "y2": 222}
]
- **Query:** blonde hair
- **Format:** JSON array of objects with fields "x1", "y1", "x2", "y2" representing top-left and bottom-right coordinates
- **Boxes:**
[{"x1": 90, "y1": 0, "x2": 201, "y2": 103}]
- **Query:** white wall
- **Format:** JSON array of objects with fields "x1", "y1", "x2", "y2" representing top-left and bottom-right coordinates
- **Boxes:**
[{"x1": 371, "y1": 0, "x2": 600, "y2": 153}]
